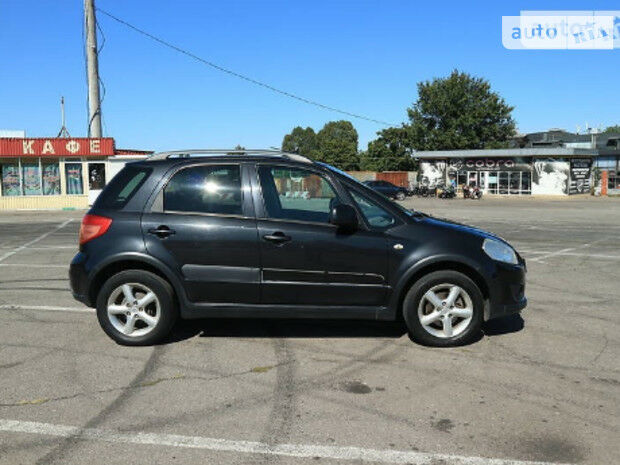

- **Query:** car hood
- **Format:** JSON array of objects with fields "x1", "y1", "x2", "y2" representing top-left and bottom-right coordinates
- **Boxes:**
[{"x1": 414, "y1": 213, "x2": 507, "y2": 244}]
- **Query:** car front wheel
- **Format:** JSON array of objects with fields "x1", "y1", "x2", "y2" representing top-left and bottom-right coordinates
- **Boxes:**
[
  {"x1": 96, "y1": 270, "x2": 177, "y2": 346},
  {"x1": 396, "y1": 191, "x2": 406, "y2": 201},
  {"x1": 403, "y1": 270, "x2": 483, "y2": 347}
]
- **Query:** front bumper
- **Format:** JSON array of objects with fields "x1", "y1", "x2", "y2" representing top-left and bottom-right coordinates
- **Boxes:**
[
  {"x1": 485, "y1": 260, "x2": 527, "y2": 321},
  {"x1": 69, "y1": 252, "x2": 93, "y2": 307}
]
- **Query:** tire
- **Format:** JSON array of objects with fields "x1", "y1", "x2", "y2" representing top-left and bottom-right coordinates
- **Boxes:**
[
  {"x1": 96, "y1": 270, "x2": 178, "y2": 346},
  {"x1": 403, "y1": 270, "x2": 483, "y2": 347},
  {"x1": 396, "y1": 191, "x2": 406, "y2": 201}
]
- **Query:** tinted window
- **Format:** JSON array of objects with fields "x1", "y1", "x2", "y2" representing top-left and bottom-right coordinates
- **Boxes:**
[
  {"x1": 349, "y1": 188, "x2": 396, "y2": 229},
  {"x1": 94, "y1": 165, "x2": 151, "y2": 210},
  {"x1": 164, "y1": 165, "x2": 242, "y2": 215},
  {"x1": 259, "y1": 166, "x2": 338, "y2": 223}
]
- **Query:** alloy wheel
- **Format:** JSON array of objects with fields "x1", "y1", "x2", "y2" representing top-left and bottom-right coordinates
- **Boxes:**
[
  {"x1": 106, "y1": 283, "x2": 160, "y2": 337},
  {"x1": 417, "y1": 283, "x2": 474, "y2": 338}
]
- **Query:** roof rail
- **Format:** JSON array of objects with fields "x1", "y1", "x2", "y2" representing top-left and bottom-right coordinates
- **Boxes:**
[{"x1": 146, "y1": 148, "x2": 312, "y2": 163}]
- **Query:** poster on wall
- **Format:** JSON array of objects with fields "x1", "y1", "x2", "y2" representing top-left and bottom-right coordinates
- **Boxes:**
[
  {"x1": 65, "y1": 163, "x2": 83, "y2": 195},
  {"x1": 22, "y1": 163, "x2": 41, "y2": 195},
  {"x1": 568, "y1": 158, "x2": 592, "y2": 195},
  {"x1": 419, "y1": 161, "x2": 446, "y2": 186},
  {"x1": 532, "y1": 159, "x2": 569, "y2": 195},
  {"x1": 42, "y1": 163, "x2": 61, "y2": 195},
  {"x1": 1, "y1": 164, "x2": 20, "y2": 196}
]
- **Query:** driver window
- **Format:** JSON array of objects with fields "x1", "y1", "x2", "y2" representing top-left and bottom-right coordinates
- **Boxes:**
[
  {"x1": 349, "y1": 189, "x2": 396, "y2": 229},
  {"x1": 258, "y1": 165, "x2": 339, "y2": 223}
]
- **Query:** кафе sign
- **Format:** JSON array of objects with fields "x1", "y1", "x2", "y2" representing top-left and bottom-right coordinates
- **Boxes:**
[{"x1": 0, "y1": 138, "x2": 115, "y2": 157}]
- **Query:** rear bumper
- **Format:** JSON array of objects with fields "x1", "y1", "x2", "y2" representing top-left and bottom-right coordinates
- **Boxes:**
[
  {"x1": 485, "y1": 261, "x2": 527, "y2": 321},
  {"x1": 69, "y1": 252, "x2": 93, "y2": 307}
]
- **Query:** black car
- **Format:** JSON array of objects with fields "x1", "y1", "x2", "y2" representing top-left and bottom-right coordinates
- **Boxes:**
[
  {"x1": 362, "y1": 180, "x2": 409, "y2": 200},
  {"x1": 70, "y1": 150, "x2": 526, "y2": 347}
]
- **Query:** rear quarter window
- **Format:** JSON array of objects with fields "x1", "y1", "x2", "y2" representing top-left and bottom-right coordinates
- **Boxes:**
[{"x1": 93, "y1": 166, "x2": 151, "y2": 210}]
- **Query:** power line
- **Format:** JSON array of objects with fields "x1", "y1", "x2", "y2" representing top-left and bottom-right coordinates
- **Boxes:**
[{"x1": 95, "y1": 8, "x2": 397, "y2": 127}]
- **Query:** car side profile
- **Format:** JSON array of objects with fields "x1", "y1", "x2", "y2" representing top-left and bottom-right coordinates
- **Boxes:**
[
  {"x1": 363, "y1": 180, "x2": 409, "y2": 200},
  {"x1": 70, "y1": 149, "x2": 527, "y2": 347}
]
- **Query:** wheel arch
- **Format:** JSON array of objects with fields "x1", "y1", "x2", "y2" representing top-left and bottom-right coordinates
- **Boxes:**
[
  {"x1": 88, "y1": 253, "x2": 185, "y2": 308},
  {"x1": 391, "y1": 258, "x2": 490, "y2": 321}
]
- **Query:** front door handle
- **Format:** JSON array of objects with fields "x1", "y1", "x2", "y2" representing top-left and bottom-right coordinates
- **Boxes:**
[
  {"x1": 148, "y1": 225, "x2": 176, "y2": 238},
  {"x1": 262, "y1": 231, "x2": 291, "y2": 244}
]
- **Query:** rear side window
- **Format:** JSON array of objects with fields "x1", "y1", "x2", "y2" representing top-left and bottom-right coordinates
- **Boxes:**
[
  {"x1": 163, "y1": 165, "x2": 242, "y2": 216},
  {"x1": 94, "y1": 165, "x2": 151, "y2": 210}
]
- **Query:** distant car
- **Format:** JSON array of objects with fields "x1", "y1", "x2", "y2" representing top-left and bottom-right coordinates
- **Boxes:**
[
  {"x1": 363, "y1": 180, "x2": 408, "y2": 200},
  {"x1": 70, "y1": 149, "x2": 526, "y2": 347}
]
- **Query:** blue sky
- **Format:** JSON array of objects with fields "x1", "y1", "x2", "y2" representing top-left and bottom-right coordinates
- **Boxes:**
[{"x1": 1, "y1": 1, "x2": 618, "y2": 151}]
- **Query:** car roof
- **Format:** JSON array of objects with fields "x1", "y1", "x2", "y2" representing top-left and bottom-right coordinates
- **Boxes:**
[{"x1": 144, "y1": 149, "x2": 312, "y2": 165}]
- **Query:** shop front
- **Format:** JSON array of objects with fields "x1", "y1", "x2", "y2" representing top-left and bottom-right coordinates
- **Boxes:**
[
  {"x1": 0, "y1": 137, "x2": 149, "y2": 210},
  {"x1": 416, "y1": 148, "x2": 596, "y2": 196}
]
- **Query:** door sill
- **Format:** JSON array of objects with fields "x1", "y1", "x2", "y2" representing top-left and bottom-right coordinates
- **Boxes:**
[{"x1": 181, "y1": 303, "x2": 393, "y2": 321}]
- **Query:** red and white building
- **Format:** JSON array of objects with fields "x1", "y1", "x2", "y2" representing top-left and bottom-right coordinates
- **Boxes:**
[{"x1": 0, "y1": 137, "x2": 151, "y2": 210}]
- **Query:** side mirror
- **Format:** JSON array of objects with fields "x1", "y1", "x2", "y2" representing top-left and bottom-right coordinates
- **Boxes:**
[{"x1": 329, "y1": 204, "x2": 358, "y2": 230}]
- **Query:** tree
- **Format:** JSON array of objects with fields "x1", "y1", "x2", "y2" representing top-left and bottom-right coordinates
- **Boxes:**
[
  {"x1": 360, "y1": 126, "x2": 416, "y2": 171},
  {"x1": 407, "y1": 70, "x2": 516, "y2": 150},
  {"x1": 315, "y1": 121, "x2": 359, "y2": 170},
  {"x1": 281, "y1": 126, "x2": 318, "y2": 157},
  {"x1": 603, "y1": 125, "x2": 620, "y2": 134}
]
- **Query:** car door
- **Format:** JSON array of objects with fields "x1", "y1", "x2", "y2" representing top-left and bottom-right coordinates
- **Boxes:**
[
  {"x1": 253, "y1": 163, "x2": 389, "y2": 307},
  {"x1": 376, "y1": 181, "x2": 392, "y2": 196},
  {"x1": 141, "y1": 162, "x2": 260, "y2": 304}
]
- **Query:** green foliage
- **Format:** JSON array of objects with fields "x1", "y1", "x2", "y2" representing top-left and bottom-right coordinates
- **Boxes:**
[
  {"x1": 282, "y1": 121, "x2": 359, "y2": 170},
  {"x1": 407, "y1": 70, "x2": 516, "y2": 150},
  {"x1": 603, "y1": 125, "x2": 620, "y2": 134},
  {"x1": 360, "y1": 126, "x2": 416, "y2": 171},
  {"x1": 315, "y1": 121, "x2": 359, "y2": 170},
  {"x1": 281, "y1": 127, "x2": 318, "y2": 157}
]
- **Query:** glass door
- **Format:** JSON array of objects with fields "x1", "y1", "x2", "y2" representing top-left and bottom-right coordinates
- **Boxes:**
[
  {"x1": 498, "y1": 172, "x2": 509, "y2": 194},
  {"x1": 88, "y1": 163, "x2": 106, "y2": 205},
  {"x1": 521, "y1": 172, "x2": 531, "y2": 194},
  {"x1": 509, "y1": 172, "x2": 521, "y2": 194}
]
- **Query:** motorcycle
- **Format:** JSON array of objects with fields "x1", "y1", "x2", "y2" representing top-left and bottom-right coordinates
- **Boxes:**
[
  {"x1": 437, "y1": 184, "x2": 456, "y2": 199},
  {"x1": 418, "y1": 185, "x2": 437, "y2": 197},
  {"x1": 462, "y1": 184, "x2": 483, "y2": 200}
]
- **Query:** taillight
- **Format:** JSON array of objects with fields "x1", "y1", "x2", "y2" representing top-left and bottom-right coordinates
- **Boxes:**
[{"x1": 79, "y1": 214, "x2": 112, "y2": 245}]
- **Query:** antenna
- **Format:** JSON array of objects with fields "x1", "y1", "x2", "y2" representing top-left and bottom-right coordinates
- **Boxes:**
[{"x1": 57, "y1": 96, "x2": 71, "y2": 138}]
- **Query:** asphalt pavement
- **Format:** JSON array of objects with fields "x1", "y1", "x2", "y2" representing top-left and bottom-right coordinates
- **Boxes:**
[{"x1": 0, "y1": 196, "x2": 618, "y2": 465}]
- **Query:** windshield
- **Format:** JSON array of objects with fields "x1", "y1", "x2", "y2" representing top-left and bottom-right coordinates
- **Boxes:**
[{"x1": 316, "y1": 162, "x2": 421, "y2": 217}]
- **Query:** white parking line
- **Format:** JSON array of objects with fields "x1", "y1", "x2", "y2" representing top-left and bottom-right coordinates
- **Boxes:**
[
  {"x1": 528, "y1": 237, "x2": 611, "y2": 263},
  {"x1": 0, "y1": 305, "x2": 93, "y2": 313},
  {"x1": 0, "y1": 419, "x2": 568, "y2": 465},
  {"x1": 0, "y1": 264, "x2": 68, "y2": 268},
  {"x1": 520, "y1": 250, "x2": 620, "y2": 260},
  {"x1": 0, "y1": 219, "x2": 72, "y2": 263}
]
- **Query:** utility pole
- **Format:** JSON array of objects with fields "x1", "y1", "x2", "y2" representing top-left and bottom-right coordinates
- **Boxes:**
[{"x1": 84, "y1": 0, "x2": 102, "y2": 138}]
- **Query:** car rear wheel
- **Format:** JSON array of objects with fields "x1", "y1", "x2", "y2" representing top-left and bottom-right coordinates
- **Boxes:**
[
  {"x1": 96, "y1": 270, "x2": 177, "y2": 346},
  {"x1": 403, "y1": 270, "x2": 483, "y2": 347},
  {"x1": 396, "y1": 191, "x2": 406, "y2": 201}
]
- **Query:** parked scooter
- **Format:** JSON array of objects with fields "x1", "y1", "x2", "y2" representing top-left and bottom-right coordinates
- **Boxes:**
[
  {"x1": 462, "y1": 184, "x2": 483, "y2": 199},
  {"x1": 418, "y1": 185, "x2": 437, "y2": 197},
  {"x1": 437, "y1": 184, "x2": 456, "y2": 199}
]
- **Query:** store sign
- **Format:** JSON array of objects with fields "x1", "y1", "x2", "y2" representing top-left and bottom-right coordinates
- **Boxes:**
[
  {"x1": 447, "y1": 157, "x2": 531, "y2": 172},
  {"x1": 569, "y1": 158, "x2": 592, "y2": 194},
  {"x1": 0, "y1": 138, "x2": 114, "y2": 157}
]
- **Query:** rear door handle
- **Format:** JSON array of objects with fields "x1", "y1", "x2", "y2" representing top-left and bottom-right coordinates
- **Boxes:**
[
  {"x1": 262, "y1": 231, "x2": 291, "y2": 244},
  {"x1": 148, "y1": 225, "x2": 176, "y2": 238}
]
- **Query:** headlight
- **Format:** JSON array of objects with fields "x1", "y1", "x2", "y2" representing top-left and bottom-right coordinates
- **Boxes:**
[{"x1": 482, "y1": 238, "x2": 518, "y2": 265}]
